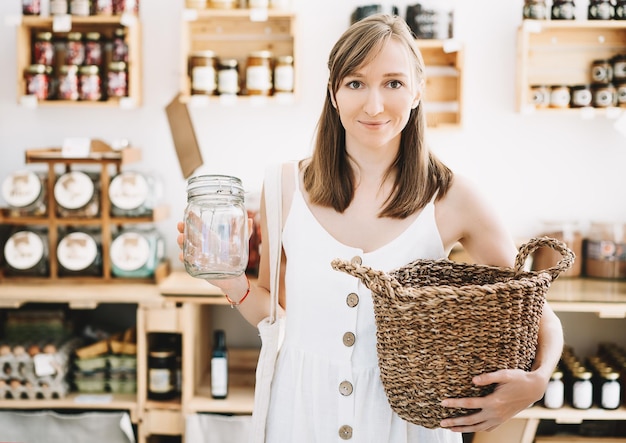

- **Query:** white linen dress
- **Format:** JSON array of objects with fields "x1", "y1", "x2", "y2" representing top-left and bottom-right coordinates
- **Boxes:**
[{"x1": 265, "y1": 172, "x2": 462, "y2": 443}]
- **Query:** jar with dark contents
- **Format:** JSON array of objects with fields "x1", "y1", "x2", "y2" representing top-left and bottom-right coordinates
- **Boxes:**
[
  {"x1": 79, "y1": 65, "x2": 102, "y2": 101},
  {"x1": 591, "y1": 59, "x2": 613, "y2": 84},
  {"x1": 114, "y1": 0, "x2": 139, "y2": 14},
  {"x1": 592, "y1": 83, "x2": 617, "y2": 108},
  {"x1": 54, "y1": 170, "x2": 100, "y2": 217},
  {"x1": 107, "y1": 61, "x2": 128, "y2": 97},
  {"x1": 148, "y1": 349, "x2": 176, "y2": 400},
  {"x1": 3, "y1": 228, "x2": 49, "y2": 277},
  {"x1": 112, "y1": 28, "x2": 129, "y2": 62},
  {"x1": 25, "y1": 64, "x2": 51, "y2": 100},
  {"x1": 217, "y1": 59, "x2": 240, "y2": 95},
  {"x1": 58, "y1": 65, "x2": 80, "y2": 101},
  {"x1": 569, "y1": 85, "x2": 592, "y2": 108},
  {"x1": 70, "y1": 0, "x2": 91, "y2": 16},
  {"x1": 85, "y1": 32, "x2": 103, "y2": 66},
  {"x1": 246, "y1": 50, "x2": 273, "y2": 96},
  {"x1": 56, "y1": 229, "x2": 103, "y2": 277},
  {"x1": 588, "y1": 0, "x2": 615, "y2": 19},
  {"x1": 189, "y1": 51, "x2": 218, "y2": 96},
  {"x1": 523, "y1": 0, "x2": 548, "y2": 19},
  {"x1": 65, "y1": 32, "x2": 85, "y2": 66},
  {"x1": 1, "y1": 170, "x2": 47, "y2": 217},
  {"x1": 617, "y1": 0, "x2": 626, "y2": 19},
  {"x1": 616, "y1": 81, "x2": 626, "y2": 107},
  {"x1": 33, "y1": 32, "x2": 55, "y2": 66},
  {"x1": 530, "y1": 85, "x2": 550, "y2": 108},
  {"x1": 612, "y1": 54, "x2": 626, "y2": 83},
  {"x1": 95, "y1": 0, "x2": 114, "y2": 14},
  {"x1": 551, "y1": 0, "x2": 576, "y2": 19},
  {"x1": 22, "y1": 0, "x2": 41, "y2": 15}
]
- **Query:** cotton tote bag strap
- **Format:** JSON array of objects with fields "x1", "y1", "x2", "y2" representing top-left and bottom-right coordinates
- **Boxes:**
[{"x1": 249, "y1": 163, "x2": 283, "y2": 443}]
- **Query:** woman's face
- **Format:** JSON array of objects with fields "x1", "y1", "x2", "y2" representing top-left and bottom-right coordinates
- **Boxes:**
[{"x1": 332, "y1": 38, "x2": 421, "y2": 154}]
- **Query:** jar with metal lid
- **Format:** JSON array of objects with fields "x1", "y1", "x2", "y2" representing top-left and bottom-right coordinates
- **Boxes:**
[
  {"x1": 529, "y1": 85, "x2": 550, "y2": 108},
  {"x1": 110, "y1": 226, "x2": 165, "y2": 278},
  {"x1": 189, "y1": 51, "x2": 218, "y2": 96},
  {"x1": 57, "y1": 228, "x2": 103, "y2": 277},
  {"x1": 1, "y1": 170, "x2": 47, "y2": 217},
  {"x1": 148, "y1": 348, "x2": 176, "y2": 400},
  {"x1": 58, "y1": 65, "x2": 79, "y2": 101},
  {"x1": 584, "y1": 222, "x2": 626, "y2": 279},
  {"x1": 109, "y1": 170, "x2": 161, "y2": 217},
  {"x1": 107, "y1": 61, "x2": 128, "y2": 97},
  {"x1": 591, "y1": 59, "x2": 613, "y2": 84},
  {"x1": 70, "y1": 0, "x2": 91, "y2": 16},
  {"x1": 273, "y1": 55, "x2": 294, "y2": 94},
  {"x1": 572, "y1": 370, "x2": 593, "y2": 409},
  {"x1": 3, "y1": 228, "x2": 49, "y2": 277},
  {"x1": 210, "y1": 0, "x2": 236, "y2": 8},
  {"x1": 95, "y1": 0, "x2": 114, "y2": 14},
  {"x1": 54, "y1": 170, "x2": 100, "y2": 217},
  {"x1": 588, "y1": 0, "x2": 615, "y2": 19},
  {"x1": 50, "y1": 0, "x2": 68, "y2": 14},
  {"x1": 551, "y1": 0, "x2": 576, "y2": 19},
  {"x1": 79, "y1": 65, "x2": 102, "y2": 101},
  {"x1": 218, "y1": 59, "x2": 240, "y2": 95},
  {"x1": 246, "y1": 50, "x2": 272, "y2": 96},
  {"x1": 34, "y1": 32, "x2": 55, "y2": 66},
  {"x1": 85, "y1": 32, "x2": 103, "y2": 66},
  {"x1": 617, "y1": 0, "x2": 626, "y2": 18},
  {"x1": 22, "y1": 0, "x2": 41, "y2": 15},
  {"x1": 543, "y1": 370, "x2": 565, "y2": 409},
  {"x1": 112, "y1": 28, "x2": 129, "y2": 62},
  {"x1": 549, "y1": 85, "x2": 570, "y2": 108},
  {"x1": 592, "y1": 83, "x2": 617, "y2": 108},
  {"x1": 65, "y1": 32, "x2": 85, "y2": 65},
  {"x1": 25, "y1": 64, "x2": 51, "y2": 100},
  {"x1": 183, "y1": 175, "x2": 249, "y2": 279},
  {"x1": 523, "y1": 0, "x2": 548, "y2": 19},
  {"x1": 569, "y1": 85, "x2": 592, "y2": 108},
  {"x1": 600, "y1": 371, "x2": 621, "y2": 410},
  {"x1": 616, "y1": 81, "x2": 626, "y2": 107}
]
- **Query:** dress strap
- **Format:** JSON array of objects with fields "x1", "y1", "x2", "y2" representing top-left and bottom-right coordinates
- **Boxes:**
[{"x1": 292, "y1": 161, "x2": 300, "y2": 192}]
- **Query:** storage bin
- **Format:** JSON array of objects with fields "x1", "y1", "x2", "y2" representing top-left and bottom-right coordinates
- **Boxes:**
[{"x1": 185, "y1": 413, "x2": 251, "y2": 443}]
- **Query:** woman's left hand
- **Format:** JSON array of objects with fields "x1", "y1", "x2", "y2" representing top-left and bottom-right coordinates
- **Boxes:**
[{"x1": 439, "y1": 368, "x2": 546, "y2": 433}]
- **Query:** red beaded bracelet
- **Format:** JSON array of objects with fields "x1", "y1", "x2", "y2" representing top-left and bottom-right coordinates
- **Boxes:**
[{"x1": 224, "y1": 276, "x2": 251, "y2": 308}]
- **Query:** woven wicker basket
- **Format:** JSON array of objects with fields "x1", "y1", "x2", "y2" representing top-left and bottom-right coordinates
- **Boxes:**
[{"x1": 331, "y1": 236, "x2": 574, "y2": 429}]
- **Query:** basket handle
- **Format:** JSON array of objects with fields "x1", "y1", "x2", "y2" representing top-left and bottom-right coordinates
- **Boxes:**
[
  {"x1": 514, "y1": 236, "x2": 575, "y2": 280},
  {"x1": 330, "y1": 257, "x2": 404, "y2": 297}
]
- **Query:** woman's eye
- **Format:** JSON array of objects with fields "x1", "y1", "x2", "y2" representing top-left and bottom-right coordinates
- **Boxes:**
[
  {"x1": 388, "y1": 80, "x2": 403, "y2": 89},
  {"x1": 346, "y1": 80, "x2": 362, "y2": 89}
]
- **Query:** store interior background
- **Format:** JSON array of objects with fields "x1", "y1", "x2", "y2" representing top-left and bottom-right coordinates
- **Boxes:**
[{"x1": 1, "y1": 0, "x2": 626, "y2": 353}]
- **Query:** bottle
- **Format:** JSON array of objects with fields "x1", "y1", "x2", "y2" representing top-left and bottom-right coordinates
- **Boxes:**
[
  {"x1": 572, "y1": 370, "x2": 593, "y2": 409},
  {"x1": 600, "y1": 371, "x2": 621, "y2": 410},
  {"x1": 211, "y1": 329, "x2": 228, "y2": 399},
  {"x1": 543, "y1": 370, "x2": 565, "y2": 409}
]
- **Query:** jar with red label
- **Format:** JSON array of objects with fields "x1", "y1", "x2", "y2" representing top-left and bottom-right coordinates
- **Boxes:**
[
  {"x1": 114, "y1": 0, "x2": 139, "y2": 14},
  {"x1": 85, "y1": 32, "x2": 103, "y2": 66},
  {"x1": 22, "y1": 0, "x2": 41, "y2": 15},
  {"x1": 25, "y1": 64, "x2": 51, "y2": 100},
  {"x1": 3, "y1": 228, "x2": 49, "y2": 277},
  {"x1": 65, "y1": 32, "x2": 85, "y2": 66},
  {"x1": 58, "y1": 65, "x2": 79, "y2": 101},
  {"x1": 1, "y1": 170, "x2": 47, "y2": 217},
  {"x1": 33, "y1": 32, "x2": 54, "y2": 66},
  {"x1": 57, "y1": 229, "x2": 103, "y2": 277},
  {"x1": 112, "y1": 28, "x2": 129, "y2": 62},
  {"x1": 107, "y1": 61, "x2": 128, "y2": 97},
  {"x1": 54, "y1": 170, "x2": 100, "y2": 217},
  {"x1": 79, "y1": 65, "x2": 102, "y2": 101}
]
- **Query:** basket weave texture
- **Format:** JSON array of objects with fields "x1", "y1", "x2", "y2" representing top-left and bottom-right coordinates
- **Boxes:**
[{"x1": 330, "y1": 237, "x2": 574, "y2": 429}]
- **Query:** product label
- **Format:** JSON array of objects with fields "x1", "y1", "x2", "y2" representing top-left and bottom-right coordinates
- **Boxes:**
[
  {"x1": 54, "y1": 171, "x2": 94, "y2": 210},
  {"x1": 246, "y1": 66, "x2": 271, "y2": 92},
  {"x1": 601, "y1": 381, "x2": 621, "y2": 409},
  {"x1": 192, "y1": 66, "x2": 217, "y2": 93},
  {"x1": 274, "y1": 65, "x2": 294, "y2": 92},
  {"x1": 543, "y1": 379, "x2": 564, "y2": 409},
  {"x1": 2, "y1": 171, "x2": 41, "y2": 208},
  {"x1": 110, "y1": 232, "x2": 150, "y2": 271},
  {"x1": 4, "y1": 231, "x2": 45, "y2": 270},
  {"x1": 57, "y1": 232, "x2": 98, "y2": 271},
  {"x1": 218, "y1": 70, "x2": 239, "y2": 95},
  {"x1": 109, "y1": 171, "x2": 149, "y2": 210},
  {"x1": 211, "y1": 357, "x2": 228, "y2": 397},
  {"x1": 149, "y1": 368, "x2": 173, "y2": 393}
]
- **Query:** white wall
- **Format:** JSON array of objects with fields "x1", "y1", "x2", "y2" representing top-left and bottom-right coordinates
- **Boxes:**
[{"x1": 1, "y1": 0, "x2": 626, "y2": 271}]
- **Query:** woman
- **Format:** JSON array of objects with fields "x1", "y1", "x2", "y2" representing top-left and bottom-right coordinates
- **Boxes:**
[{"x1": 178, "y1": 13, "x2": 564, "y2": 442}]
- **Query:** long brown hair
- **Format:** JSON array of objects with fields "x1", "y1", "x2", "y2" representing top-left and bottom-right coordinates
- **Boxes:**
[{"x1": 302, "y1": 13, "x2": 453, "y2": 219}]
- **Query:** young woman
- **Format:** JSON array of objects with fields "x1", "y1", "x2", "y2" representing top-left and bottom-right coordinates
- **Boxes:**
[{"x1": 178, "y1": 13, "x2": 564, "y2": 442}]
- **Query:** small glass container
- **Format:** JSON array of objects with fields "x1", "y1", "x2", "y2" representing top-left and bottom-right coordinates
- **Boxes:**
[
  {"x1": 612, "y1": 54, "x2": 626, "y2": 82},
  {"x1": 189, "y1": 51, "x2": 218, "y2": 96},
  {"x1": 109, "y1": 170, "x2": 160, "y2": 217},
  {"x1": 183, "y1": 175, "x2": 249, "y2": 279},
  {"x1": 569, "y1": 85, "x2": 592, "y2": 108},
  {"x1": 25, "y1": 64, "x2": 51, "y2": 100},
  {"x1": 273, "y1": 55, "x2": 294, "y2": 94},
  {"x1": 1, "y1": 170, "x2": 47, "y2": 217},
  {"x1": 110, "y1": 227, "x2": 165, "y2": 278},
  {"x1": 148, "y1": 349, "x2": 176, "y2": 400},
  {"x1": 65, "y1": 32, "x2": 85, "y2": 65},
  {"x1": 572, "y1": 370, "x2": 593, "y2": 409},
  {"x1": 592, "y1": 83, "x2": 617, "y2": 108},
  {"x1": 70, "y1": 0, "x2": 91, "y2": 16},
  {"x1": 591, "y1": 59, "x2": 613, "y2": 84},
  {"x1": 543, "y1": 370, "x2": 565, "y2": 409},
  {"x1": 617, "y1": 0, "x2": 626, "y2": 19},
  {"x1": 616, "y1": 81, "x2": 626, "y2": 107},
  {"x1": 588, "y1": 0, "x2": 615, "y2": 19},
  {"x1": 23, "y1": 0, "x2": 41, "y2": 15},
  {"x1": 57, "y1": 229, "x2": 103, "y2": 277},
  {"x1": 54, "y1": 170, "x2": 100, "y2": 217},
  {"x1": 112, "y1": 28, "x2": 129, "y2": 62},
  {"x1": 530, "y1": 85, "x2": 550, "y2": 108},
  {"x1": 523, "y1": 0, "x2": 548, "y2": 19},
  {"x1": 50, "y1": 0, "x2": 68, "y2": 15},
  {"x1": 218, "y1": 58, "x2": 240, "y2": 95},
  {"x1": 3, "y1": 228, "x2": 49, "y2": 277},
  {"x1": 600, "y1": 371, "x2": 621, "y2": 410},
  {"x1": 95, "y1": 0, "x2": 114, "y2": 14},
  {"x1": 107, "y1": 61, "x2": 128, "y2": 97},
  {"x1": 584, "y1": 222, "x2": 626, "y2": 279},
  {"x1": 551, "y1": 0, "x2": 576, "y2": 19},
  {"x1": 58, "y1": 65, "x2": 80, "y2": 101},
  {"x1": 79, "y1": 65, "x2": 102, "y2": 101},
  {"x1": 85, "y1": 32, "x2": 103, "y2": 66},
  {"x1": 113, "y1": 0, "x2": 139, "y2": 14},
  {"x1": 33, "y1": 32, "x2": 55, "y2": 66},
  {"x1": 246, "y1": 50, "x2": 272, "y2": 96},
  {"x1": 249, "y1": 0, "x2": 269, "y2": 7},
  {"x1": 550, "y1": 85, "x2": 570, "y2": 108}
]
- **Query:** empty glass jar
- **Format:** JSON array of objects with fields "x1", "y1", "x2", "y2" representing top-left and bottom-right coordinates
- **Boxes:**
[{"x1": 183, "y1": 175, "x2": 248, "y2": 279}]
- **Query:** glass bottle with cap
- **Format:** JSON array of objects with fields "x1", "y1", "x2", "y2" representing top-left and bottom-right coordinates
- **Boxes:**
[
  {"x1": 218, "y1": 59, "x2": 240, "y2": 95},
  {"x1": 211, "y1": 329, "x2": 228, "y2": 399},
  {"x1": 543, "y1": 369, "x2": 565, "y2": 409}
]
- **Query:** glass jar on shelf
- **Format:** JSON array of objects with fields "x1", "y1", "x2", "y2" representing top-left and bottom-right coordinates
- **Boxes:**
[
  {"x1": 217, "y1": 58, "x2": 240, "y2": 96},
  {"x1": 58, "y1": 65, "x2": 80, "y2": 101},
  {"x1": 107, "y1": 61, "x2": 128, "y2": 98},
  {"x1": 1, "y1": 170, "x2": 47, "y2": 217},
  {"x1": 95, "y1": 0, "x2": 114, "y2": 14},
  {"x1": 110, "y1": 226, "x2": 165, "y2": 278},
  {"x1": 273, "y1": 55, "x2": 294, "y2": 94},
  {"x1": 22, "y1": 0, "x2": 41, "y2": 15},
  {"x1": 112, "y1": 28, "x2": 129, "y2": 63},
  {"x1": 85, "y1": 32, "x2": 103, "y2": 66},
  {"x1": 79, "y1": 65, "x2": 102, "y2": 101},
  {"x1": 25, "y1": 64, "x2": 52, "y2": 100},
  {"x1": 189, "y1": 50, "x2": 218, "y2": 96},
  {"x1": 246, "y1": 50, "x2": 272, "y2": 96},
  {"x1": 109, "y1": 170, "x2": 161, "y2": 217},
  {"x1": 3, "y1": 228, "x2": 50, "y2": 277},
  {"x1": 65, "y1": 32, "x2": 85, "y2": 66},
  {"x1": 54, "y1": 170, "x2": 100, "y2": 218},
  {"x1": 33, "y1": 32, "x2": 55, "y2": 66},
  {"x1": 56, "y1": 228, "x2": 103, "y2": 277}
]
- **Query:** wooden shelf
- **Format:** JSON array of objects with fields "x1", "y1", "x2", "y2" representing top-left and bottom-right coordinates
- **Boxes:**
[
  {"x1": 187, "y1": 385, "x2": 254, "y2": 414},
  {"x1": 518, "y1": 405, "x2": 626, "y2": 422}
]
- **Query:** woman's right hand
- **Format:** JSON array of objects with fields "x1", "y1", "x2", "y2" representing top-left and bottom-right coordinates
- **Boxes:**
[{"x1": 176, "y1": 220, "x2": 185, "y2": 263}]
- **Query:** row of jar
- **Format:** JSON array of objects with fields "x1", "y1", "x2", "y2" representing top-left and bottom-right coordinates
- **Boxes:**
[
  {"x1": 542, "y1": 343, "x2": 625, "y2": 410},
  {"x1": 22, "y1": 0, "x2": 139, "y2": 16},
  {"x1": 523, "y1": 0, "x2": 626, "y2": 20},
  {"x1": 2, "y1": 169, "x2": 161, "y2": 218},
  {"x1": 2, "y1": 226, "x2": 164, "y2": 279},
  {"x1": 185, "y1": 0, "x2": 289, "y2": 9},
  {"x1": 529, "y1": 83, "x2": 626, "y2": 109},
  {"x1": 188, "y1": 50, "x2": 294, "y2": 97},
  {"x1": 33, "y1": 29, "x2": 129, "y2": 68}
]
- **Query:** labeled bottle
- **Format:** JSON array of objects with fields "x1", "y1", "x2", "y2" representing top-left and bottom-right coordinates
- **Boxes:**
[
  {"x1": 25, "y1": 64, "x2": 51, "y2": 100},
  {"x1": 246, "y1": 50, "x2": 272, "y2": 96},
  {"x1": 33, "y1": 32, "x2": 55, "y2": 66},
  {"x1": 273, "y1": 55, "x2": 294, "y2": 94},
  {"x1": 211, "y1": 329, "x2": 228, "y2": 399},
  {"x1": 85, "y1": 32, "x2": 103, "y2": 66},
  {"x1": 523, "y1": 0, "x2": 548, "y2": 19},
  {"x1": 569, "y1": 85, "x2": 592, "y2": 108},
  {"x1": 79, "y1": 65, "x2": 102, "y2": 101},
  {"x1": 23, "y1": 0, "x2": 42, "y2": 15},
  {"x1": 58, "y1": 65, "x2": 80, "y2": 101},
  {"x1": 551, "y1": 0, "x2": 575, "y2": 19},
  {"x1": 572, "y1": 370, "x2": 593, "y2": 409},
  {"x1": 600, "y1": 371, "x2": 621, "y2": 410},
  {"x1": 543, "y1": 370, "x2": 565, "y2": 409},
  {"x1": 65, "y1": 32, "x2": 85, "y2": 65},
  {"x1": 112, "y1": 28, "x2": 129, "y2": 63},
  {"x1": 107, "y1": 61, "x2": 128, "y2": 98},
  {"x1": 588, "y1": 0, "x2": 615, "y2": 19},
  {"x1": 217, "y1": 58, "x2": 240, "y2": 95},
  {"x1": 189, "y1": 51, "x2": 218, "y2": 96},
  {"x1": 183, "y1": 175, "x2": 249, "y2": 279}
]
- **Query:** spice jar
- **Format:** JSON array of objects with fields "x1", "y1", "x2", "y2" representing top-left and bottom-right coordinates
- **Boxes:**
[
  {"x1": 57, "y1": 229, "x2": 103, "y2": 277},
  {"x1": 612, "y1": 54, "x2": 626, "y2": 82},
  {"x1": 588, "y1": 0, "x2": 615, "y2": 19},
  {"x1": 2, "y1": 170, "x2": 47, "y2": 217},
  {"x1": 112, "y1": 28, "x2": 129, "y2": 62},
  {"x1": 111, "y1": 227, "x2": 165, "y2": 278},
  {"x1": 273, "y1": 55, "x2": 294, "y2": 94},
  {"x1": 85, "y1": 32, "x2": 103, "y2": 66},
  {"x1": 65, "y1": 32, "x2": 85, "y2": 65},
  {"x1": 58, "y1": 65, "x2": 80, "y2": 101},
  {"x1": 217, "y1": 59, "x2": 240, "y2": 95},
  {"x1": 530, "y1": 85, "x2": 550, "y2": 108},
  {"x1": 600, "y1": 371, "x2": 621, "y2": 410},
  {"x1": 3, "y1": 228, "x2": 49, "y2": 277},
  {"x1": 551, "y1": 0, "x2": 576, "y2": 19},
  {"x1": 54, "y1": 170, "x2": 100, "y2": 217},
  {"x1": 592, "y1": 83, "x2": 616, "y2": 108},
  {"x1": 70, "y1": 0, "x2": 91, "y2": 16},
  {"x1": 50, "y1": 0, "x2": 68, "y2": 14},
  {"x1": 25, "y1": 64, "x2": 51, "y2": 100},
  {"x1": 549, "y1": 85, "x2": 571, "y2": 108},
  {"x1": 22, "y1": 0, "x2": 41, "y2": 15},
  {"x1": 189, "y1": 51, "x2": 218, "y2": 96},
  {"x1": 569, "y1": 85, "x2": 592, "y2": 108},
  {"x1": 183, "y1": 175, "x2": 249, "y2": 279},
  {"x1": 591, "y1": 59, "x2": 613, "y2": 84},
  {"x1": 79, "y1": 65, "x2": 102, "y2": 101},
  {"x1": 107, "y1": 61, "x2": 128, "y2": 98},
  {"x1": 246, "y1": 50, "x2": 272, "y2": 96},
  {"x1": 523, "y1": 0, "x2": 548, "y2": 19},
  {"x1": 532, "y1": 221, "x2": 583, "y2": 277},
  {"x1": 543, "y1": 370, "x2": 565, "y2": 409},
  {"x1": 572, "y1": 370, "x2": 593, "y2": 409},
  {"x1": 109, "y1": 170, "x2": 160, "y2": 217},
  {"x1": 148, "y1": 348, "x2": 176, "y2": 400},
  {"x1": 34, "y1": 32, "x2": 55, "y2": 66}
]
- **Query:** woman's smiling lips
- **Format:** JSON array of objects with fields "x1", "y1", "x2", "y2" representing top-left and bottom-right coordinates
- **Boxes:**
[{"x1": 359, "y1": 119, "x2": 389, "y2": 128}]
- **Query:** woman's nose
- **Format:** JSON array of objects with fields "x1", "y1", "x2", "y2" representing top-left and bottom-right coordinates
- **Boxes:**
[{"x1": 363, "y1": 89, "x2": 384, "y2": 116}]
